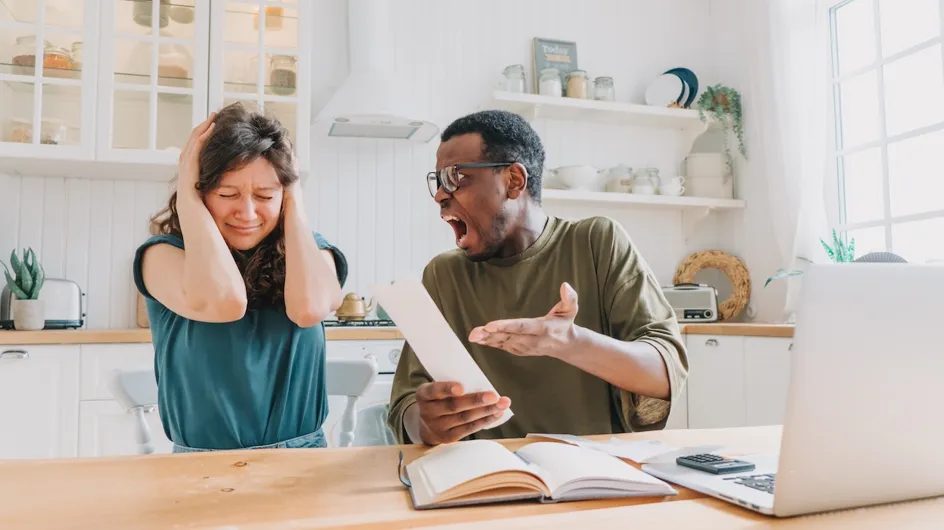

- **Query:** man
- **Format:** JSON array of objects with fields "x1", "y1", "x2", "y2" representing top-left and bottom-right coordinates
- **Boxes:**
[{"x1": 387, "y1": 109, "x2": 689, "y2": 446}]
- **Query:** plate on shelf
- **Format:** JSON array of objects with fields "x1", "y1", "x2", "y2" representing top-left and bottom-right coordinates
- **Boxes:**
[
  {"x1": 664, "y1": 67, "x2": 699, "y2": 108},
  {"x1": 645, "y1": 74, "x2": 684, "y2": 108}
]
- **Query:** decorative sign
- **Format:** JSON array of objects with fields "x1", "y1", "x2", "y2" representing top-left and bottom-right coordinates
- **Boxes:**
[{"x1": 532, "y1": 38, "x2": 579, "y2": 95}]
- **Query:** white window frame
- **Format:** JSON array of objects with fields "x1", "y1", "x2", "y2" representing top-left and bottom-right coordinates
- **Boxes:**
[{"x1": 822, "y1": 0, "x2": 944, "y2": 258}]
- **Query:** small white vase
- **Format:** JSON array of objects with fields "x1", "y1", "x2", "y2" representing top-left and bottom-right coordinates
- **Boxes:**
[{"x1": 13, "y1": 299, "x2": 45, "y2": 331}]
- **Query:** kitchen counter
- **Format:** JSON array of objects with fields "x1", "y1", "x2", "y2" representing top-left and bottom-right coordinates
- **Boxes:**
[
  {"x1": 0, "y1": 323, "x2": 792, "y2": 345},
  {"x1": 0, "y1": 327, "x2": 405, "y2": 344},
  {"x1": 0, "y1": 426, "x2": 936, "y2": 529}
]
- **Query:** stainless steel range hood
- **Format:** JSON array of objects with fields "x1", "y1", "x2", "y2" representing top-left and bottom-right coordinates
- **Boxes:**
[{"x1": 312, "y1": 0, "x2": 439, "y2": 143}]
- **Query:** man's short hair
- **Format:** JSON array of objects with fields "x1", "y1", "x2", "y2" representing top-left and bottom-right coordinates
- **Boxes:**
[{"x1": 441, "y1": 110, "x2": 546, "y2": 203}]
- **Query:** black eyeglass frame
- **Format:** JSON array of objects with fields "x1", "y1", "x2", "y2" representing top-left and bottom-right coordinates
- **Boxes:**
[{"x1": 426, "y1": 162, "x2": 516, "y2": 198}]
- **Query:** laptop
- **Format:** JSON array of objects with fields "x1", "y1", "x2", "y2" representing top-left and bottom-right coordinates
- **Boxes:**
[{"x1": 643, "y1": 263, "x2": 944, "y2": 517}]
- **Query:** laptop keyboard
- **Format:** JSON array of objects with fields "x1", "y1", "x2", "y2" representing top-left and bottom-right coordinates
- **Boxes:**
[{"x1": 724, "y1": 473, "x2": 776, "y2": 494}]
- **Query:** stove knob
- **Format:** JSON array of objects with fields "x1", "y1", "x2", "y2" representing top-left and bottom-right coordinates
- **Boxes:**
[{"x1": 389, "y1": 348, "x2": 401, "y2": 365}]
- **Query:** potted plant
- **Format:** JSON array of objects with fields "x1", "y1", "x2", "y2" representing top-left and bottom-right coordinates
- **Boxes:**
[
  {"x1": 696, "y1": 84, "x2": 747, "y2": 162},
  {"x1": 1, "y1": 248, "x2": 46, "y2": 330},
  {"x1": 765, "y1": 229, "x2": 856, "y2": 287}
]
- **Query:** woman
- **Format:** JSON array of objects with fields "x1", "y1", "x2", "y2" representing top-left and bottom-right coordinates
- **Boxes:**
[{"x1": 133, "y1": 103, "x2": 347, "y2": 452}]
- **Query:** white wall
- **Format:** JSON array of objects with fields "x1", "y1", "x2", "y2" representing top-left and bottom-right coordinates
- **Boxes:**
[{"x1": 2, "y1": 0, "x2": 788, "y2": 328}]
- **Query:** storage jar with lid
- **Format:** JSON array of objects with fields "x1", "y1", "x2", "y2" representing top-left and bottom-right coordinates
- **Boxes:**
[
  {"x1": 565, "y1": 70, "x2": 589, "y2": 99},
  {"x1": 502, "y1": 64, "x2": 526, "y2": 93},
  {"x1": 43, "y1": 45, "x2": 73, "y2": 77},
  {"x1": 593, "y1": 76, "x2": 615, "y2": 101},
  {"x1": 71, "y1": 42, "x2": 83, "y2": 71},
  {"x1": 12, "y1": 35, "x2": 48, "y2": 73},
  {"x1": 539, "y1": 68, "x2": 562, "y2": 97},
  {"x1": 269, "y1": 54, "x2": 297, "y2": 95},
  {"x1": 134, "y1": 0, "x2": 170, "y2": 28}
]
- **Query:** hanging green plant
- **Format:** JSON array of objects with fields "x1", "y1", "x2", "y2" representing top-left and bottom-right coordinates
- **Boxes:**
[{"x1": 696, "y1": 84, "x2": 747, "y2": 160}]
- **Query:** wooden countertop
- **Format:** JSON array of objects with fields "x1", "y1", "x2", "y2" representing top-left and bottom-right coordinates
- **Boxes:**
[
  {"x1": 0, "y1": 323, "x2": 792, "y2": 345},
  {"x1": 0, "y1": 426, "x2": 936, "y2": 529}
]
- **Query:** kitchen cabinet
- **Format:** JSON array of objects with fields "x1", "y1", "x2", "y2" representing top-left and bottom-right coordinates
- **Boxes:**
[
  {"x1": 686, "y1": 335, "x2": 746, "y2": 429},
  {"x1": 0, "y1": 345, "x2": 79, "y2": 459},
  {"x1": 0, "y1": 0, "x2": 312, "y2": 179},
  {"x1": 683, "y1": 335, "x2": 794, "y2": 430},
  {"x1": 743, "y1": 337, "x2": 792, "y2": 426}
]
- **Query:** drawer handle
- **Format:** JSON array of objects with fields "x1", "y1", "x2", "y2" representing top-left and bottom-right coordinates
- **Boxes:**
[
  {"x1": 0, "y1": 349, "x2": 29, "y2": 360},
  {"x1": 705, "y1": 339, "x2": 718, "y2": 347},
  {"x1": 788, "y1": 342, "x2": 794, "y2": 351}
]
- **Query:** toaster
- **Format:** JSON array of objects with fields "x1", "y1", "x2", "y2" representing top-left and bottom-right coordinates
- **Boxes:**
[
  {"x1": 0, "y1": 278, "x2": 86, "y2": 329},
  {"x1": 661, "y1": 283, "x2": 719, "y2": 322}
]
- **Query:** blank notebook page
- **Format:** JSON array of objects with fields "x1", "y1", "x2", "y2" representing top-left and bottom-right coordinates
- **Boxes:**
[
  {"x1": 516, "y1": 442, "x2": 669, "y2": 492},
  {"x1": 416, "y1": 440, "x2": 532, "y2": 495}
]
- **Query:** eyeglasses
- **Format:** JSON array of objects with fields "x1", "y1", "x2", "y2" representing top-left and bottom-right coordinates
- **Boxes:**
[{"x1": 426, "y1": 162, "x2": 515, "y2": 198}]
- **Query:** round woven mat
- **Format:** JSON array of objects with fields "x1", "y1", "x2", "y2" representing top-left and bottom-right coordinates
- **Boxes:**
[{"x1": 673, "y1": 250, "x2": 751, "y2": 321}]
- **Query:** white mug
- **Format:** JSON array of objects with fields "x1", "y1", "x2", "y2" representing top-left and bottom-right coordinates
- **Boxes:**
[{"x1": 661, "y1": 176, "x2": 685, "y2": 196}]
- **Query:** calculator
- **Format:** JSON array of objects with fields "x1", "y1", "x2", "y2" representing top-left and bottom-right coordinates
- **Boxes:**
[{"x1": 676, "y1": 453, "x2": 756, "y2": 475}]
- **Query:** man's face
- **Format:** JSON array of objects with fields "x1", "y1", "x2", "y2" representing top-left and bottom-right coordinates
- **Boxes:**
[{"x1": 433, "y1": 134, "x2": 511, "y2": 262}]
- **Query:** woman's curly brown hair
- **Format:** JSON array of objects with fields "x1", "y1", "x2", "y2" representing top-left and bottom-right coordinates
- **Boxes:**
[{"x1": 150, "y1": 102, "x2": 298, "y2": 309}]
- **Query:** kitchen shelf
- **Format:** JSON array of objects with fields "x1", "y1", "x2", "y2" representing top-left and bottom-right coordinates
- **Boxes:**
[
  {"x1": 541, "y1": 189, "x2": 745, "y2": 240},
  {"x1": 489, "y1": 90, "x2": 707, "y2": 130}
]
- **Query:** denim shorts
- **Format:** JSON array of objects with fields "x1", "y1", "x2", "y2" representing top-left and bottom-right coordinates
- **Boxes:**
[{"x1": 172, "y1": 429, "x2": 327, "y2": 453}]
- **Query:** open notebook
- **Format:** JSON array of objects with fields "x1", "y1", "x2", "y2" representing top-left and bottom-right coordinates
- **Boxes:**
[{"x1": 402, "y1": 439, "x2": 678, "y2": 509}]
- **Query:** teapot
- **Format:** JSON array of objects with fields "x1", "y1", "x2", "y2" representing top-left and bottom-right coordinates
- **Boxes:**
[
  {"x1": 335, "y1": 292, "x2": 374, "y2": 321},
  {"x1": 546, "y1": 165, "x2": 608, "y2": 191}
]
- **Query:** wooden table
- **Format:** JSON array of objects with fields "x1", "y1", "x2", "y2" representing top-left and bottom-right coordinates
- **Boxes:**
[{"x1": 0, "y1": 426, "x2": 937, "y2": 529}]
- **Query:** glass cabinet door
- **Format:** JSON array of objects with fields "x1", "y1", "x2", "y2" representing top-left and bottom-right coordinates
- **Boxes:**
[
  {"x1": 0, "y1": 0, "x2": 97, "y2": 158},
  {"x1": 97, "y1": 0, "x2": 209, "y2": 163},
  {"x1": 209, "y1": 0, "x2": 310, "y2": 172}
]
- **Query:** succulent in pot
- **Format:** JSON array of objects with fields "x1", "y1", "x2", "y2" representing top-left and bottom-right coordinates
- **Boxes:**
[{"x1": 1, "y1": 248, "x2": 46, "y2": 330}]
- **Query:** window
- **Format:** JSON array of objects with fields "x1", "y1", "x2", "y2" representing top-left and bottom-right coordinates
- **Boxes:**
[{"x1": 827, "y1": 0, "x2": 944, "y2": 264}]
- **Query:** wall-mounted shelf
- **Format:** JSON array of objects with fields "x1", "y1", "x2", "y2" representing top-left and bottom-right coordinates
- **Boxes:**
[
  {"x1": 489, "y1": 90, "x2": 707, "y2": 131},
  {"x1": 541, "y1": 189, "x2": 745, "y2": 240}
]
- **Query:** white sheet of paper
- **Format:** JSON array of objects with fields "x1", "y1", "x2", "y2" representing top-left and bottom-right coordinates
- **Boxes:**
[
  {"x1": 373, "y1": 276, "x2": 514, "y2": 428},
  {"x1": 525, "y1": 433, "x2": 723, "y2": 464}
]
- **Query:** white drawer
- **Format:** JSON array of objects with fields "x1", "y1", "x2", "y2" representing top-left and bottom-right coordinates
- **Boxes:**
[{"x1": 80, "y1": 344, "x2": 155, "y2": 401}]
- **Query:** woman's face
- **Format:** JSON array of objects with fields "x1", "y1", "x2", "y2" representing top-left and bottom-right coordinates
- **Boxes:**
[{"x1": 204, "y1": 157, "x2": 284, "y2": 250}]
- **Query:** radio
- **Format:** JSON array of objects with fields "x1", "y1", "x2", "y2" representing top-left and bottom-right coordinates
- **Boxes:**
[{"x1": 661, "y1": 283, "x2": 719, "y2": 322}]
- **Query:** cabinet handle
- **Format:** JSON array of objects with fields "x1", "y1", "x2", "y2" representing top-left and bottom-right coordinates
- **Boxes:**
[
  {"x1": 0, "y1": 349, "x2": 29, "y2": 360},
  {"x1": 788, "y1": 342, "x2": 794, "y2": 351},
  {"x1": 705, "y1": 339, "x2": 718, "y2": 347}
]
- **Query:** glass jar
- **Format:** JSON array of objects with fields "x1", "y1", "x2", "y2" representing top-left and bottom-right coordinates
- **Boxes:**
[
  {"x1": 539, "y1": 68, "x2": 562, "y2": 97},
  {"x1": 43, "y1": 46, "x2": 73, "y2": 77},
  {"x1": 593, "y1": 76, "x2": 615, "y2": 102},
  {"x1": 134, "y1": 0, "x2": 170, "y2": 29},
  {"x1": 12, "y1": 35, "x2": 48, "y2": 73},
  {"x1": 501, "y1": 64, "x2": 526, "y2": 93},
  {"x1": 269, "y1": 54, "x2": 297, "y2": 95},
  {"x1": 254, "y1": 1, "x2": 285, "y2": 31},
  {"x1": 565, "y1": 70, "x2": 589, "y2": 99},
  {"x1": 71, "y1": 42, "x2": 83, "y2": 71}
]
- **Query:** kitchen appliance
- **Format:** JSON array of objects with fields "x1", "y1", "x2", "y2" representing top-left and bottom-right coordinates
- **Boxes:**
[
  {"x1": 0, "y1": 278, "x2": 85, "y2": 329},
  {"x1": 335, "y1": 292, "x2": 375, "y2": 321},
  {"x1": 661, "y1": 283, "x2": 719, "y2": 322}
]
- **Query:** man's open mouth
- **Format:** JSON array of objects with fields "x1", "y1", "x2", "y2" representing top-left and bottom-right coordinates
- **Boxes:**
[{"x1": 442, "y1": 214, "x2": 469, "y2": 247}]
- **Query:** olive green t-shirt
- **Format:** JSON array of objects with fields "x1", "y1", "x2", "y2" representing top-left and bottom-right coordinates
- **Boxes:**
[{"x1": 387, "y1": 215, "x2": 689, "y2": 443}]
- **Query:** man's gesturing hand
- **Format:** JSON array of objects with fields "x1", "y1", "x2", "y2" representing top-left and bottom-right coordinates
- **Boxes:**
[
  {"x1": 414, "y1": 382, "x2": 511, "y2": 445},
  {"x1": 468, "y1": 282, "x2": 581, "y2": 359}
]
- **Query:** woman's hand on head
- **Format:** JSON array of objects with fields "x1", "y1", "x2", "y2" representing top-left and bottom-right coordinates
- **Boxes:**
[{"x1": 177, "y1": 112, "x2": 217, "y2": 196}]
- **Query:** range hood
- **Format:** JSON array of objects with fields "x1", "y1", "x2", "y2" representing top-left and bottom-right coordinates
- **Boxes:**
[{"x1": 313, "y1": 0, "x2": 439, "y2": 143}]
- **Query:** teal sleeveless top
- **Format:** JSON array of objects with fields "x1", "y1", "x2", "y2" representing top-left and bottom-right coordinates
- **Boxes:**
[{"x1": 133, "y1": 232, "x2": 348, "y2": 450}]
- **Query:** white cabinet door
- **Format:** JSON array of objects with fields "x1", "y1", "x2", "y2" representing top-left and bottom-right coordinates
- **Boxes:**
[
  {"x1": 78, "y1": 400, "x2": 172, "y2": 457},
  {"x1": 743, "y1": 337, "x2": 793, "y2": 427},
  {"x1": 0, "y1": 345, "x2": 80, "y2": 459},
  {"x1": 686, "y1": 335, "x2": 746, "y2": 429},
  {"x1": 208, "y1": 0, "x2": 312, "y2": 173}
]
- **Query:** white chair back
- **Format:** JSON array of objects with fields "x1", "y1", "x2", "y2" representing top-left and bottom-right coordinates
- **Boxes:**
[
  {"x1": 108, "y1": 356, "x2": 378, "y2": 454},
  {"x1": 107, "y1": 369, "x2": 159, "y2": 455},
  {"x1": 325, "y1": 357, "x2": 378, "y2": 447}
]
